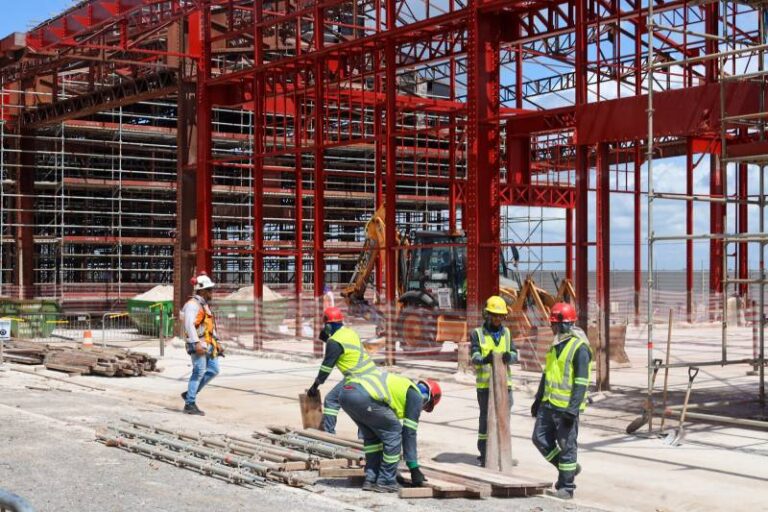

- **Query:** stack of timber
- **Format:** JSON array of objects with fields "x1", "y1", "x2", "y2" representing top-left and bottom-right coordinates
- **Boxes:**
[
  {"x1": 2, "y1": 340, "x2": 158, "y2": 377},
  {"x1": 266, "y1": 426, "x2": 551, "y2": 499}
]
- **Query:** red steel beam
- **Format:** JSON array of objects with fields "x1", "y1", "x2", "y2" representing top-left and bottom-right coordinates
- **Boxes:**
[
  {"x1": 195, "y1": 2, "x2": 213, "y2": 275},
  {"x1": 596, "y1": 142, "x2": 611, "y2": 390},
  {"x1": 574, "y1": 0, "x2": 589, "y2": 330},
  {"x1": 313, "y1": 1, "x2": 327, "y2": 358},
  {"x1": 253, "y1": 0, "x2": 265, "y2": 350},
  {"x1": 686, "y1": 138, "x2": 694, "y2": 322}
]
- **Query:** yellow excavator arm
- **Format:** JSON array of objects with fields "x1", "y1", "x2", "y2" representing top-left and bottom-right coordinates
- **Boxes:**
[{"x1": 341, "y1": 204, "x2": 391, "y2": 303}]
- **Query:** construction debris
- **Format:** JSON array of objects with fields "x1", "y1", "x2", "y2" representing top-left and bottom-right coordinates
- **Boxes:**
[{"x1": 2, "y1": 340, "x2": 159, "y2": 377}]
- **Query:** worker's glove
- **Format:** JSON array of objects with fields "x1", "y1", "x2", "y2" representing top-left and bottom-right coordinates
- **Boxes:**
[
  {"x1": 194, "y1": 342, "x2": 206, "y2": 356},
  {"x1": 307, "y1": 381, "x2": 320, "y2": 398},
  {"x1": 531, "y1": 400, "x2": 540, "y2": 418},
  {"x1": 502, "y1": 351, "x2": 517, "y2": 364},
  {"x1": 410, "y1": 467, "x2": 427, "y2": 487},
  {"x1": 481, "y1": 353, "x2": 494, "y2": 365},
  {"x1": 319, "y1": 329, "x2": 330, "y2": 343},
  {"x1": 560, "y1": 411, "x2": 577, "y2": 428}
]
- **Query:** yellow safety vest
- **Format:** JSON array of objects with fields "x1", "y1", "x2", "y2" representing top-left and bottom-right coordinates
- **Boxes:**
[
  {"x1": 542, "y1": 334, "x2": 593, "y2": 411},
  {"x1": 327, "y1": 326, "x2": 377, "y2": 378},
  {"x1": 474, "y1": 327, "x2": 513, "y2": 389},
  {"x1": 349, "y1": 371, "x2": 419, "y2": 421},
  {"x1": 191, "y1": 297, "x2": 222, "y2": 357}
]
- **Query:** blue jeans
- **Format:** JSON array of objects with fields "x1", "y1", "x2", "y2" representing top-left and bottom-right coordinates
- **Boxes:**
[{"x1": 186, "y1": 349, "x2": 220, "y2": 405}]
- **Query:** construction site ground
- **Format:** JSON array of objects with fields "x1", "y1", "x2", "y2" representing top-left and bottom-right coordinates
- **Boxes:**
[{"x1": 0, "y1": 322, "x2": 765, "y2": 512}]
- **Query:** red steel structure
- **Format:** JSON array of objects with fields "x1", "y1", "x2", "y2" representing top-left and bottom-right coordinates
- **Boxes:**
[{"x1": 0, "y1": 0, "x2": 765, "y2": 385}]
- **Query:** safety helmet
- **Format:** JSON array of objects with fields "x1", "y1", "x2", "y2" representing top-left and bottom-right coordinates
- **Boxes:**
[
  {"x1": 484, "y1": 295, "x2": 508, "y2": 316},
  {"x1": 191, "y1": 273, "x2": 215, "y2": 291},
  {"x1": 323, "y1": 306, "x2": 344, "y2": 323},
  {"x1": 419, "y1": 379, "x2": 442, "y2": 413},
  {"x1": 550, "y1": 302, "x2": 577, "y2": 323}
]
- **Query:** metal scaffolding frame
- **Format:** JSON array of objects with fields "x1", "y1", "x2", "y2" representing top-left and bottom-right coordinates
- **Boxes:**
[{"x1": 646, "y1": 0, "x2": 767, "y2": 417}]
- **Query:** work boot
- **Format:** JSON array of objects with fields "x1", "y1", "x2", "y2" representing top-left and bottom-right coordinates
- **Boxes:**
[
  {"x1": 372, "y1": 483, "x2": 399, "y2": 493},
  {"x1": 181, "y1": 391, "x2": 188, "y2": 402},
  {"x1": 547, "y1": 488, "x2": 574, "y2": 500},
  {"x1": 362, "y1": 481, "x2": 376, "y2": 492},
  {"x1": 183, "y1": 403, "x2": 205, "y2": 416},
  {"x1": 575, "y1": 463, "x2": 582, "y2": 476}
]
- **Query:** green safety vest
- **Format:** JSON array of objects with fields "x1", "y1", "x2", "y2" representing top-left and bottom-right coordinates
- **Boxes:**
[
  {"x1": 474, "y1": 327, "x2": 513, "y2": 389},
  {"x1": 327, "y1": 326, "x2": 377, "y2": 378},
  {"x1": 542, "y1": 333, "x2": 593, "y2": 411},
  {"x1": 349, "y1": 371, "x2": 419, "y2": 422}
]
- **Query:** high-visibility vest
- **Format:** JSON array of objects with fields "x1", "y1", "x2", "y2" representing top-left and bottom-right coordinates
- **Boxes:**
[
  {"x1": 328, "y1": 326, "x2": 377, "y2": 378},
  {"x1": 189, "y1": 296, "x2": 222, "y2": 357},
  {"x1": 474, "y1": 327, "x2": 513, "y2": 389},
  {"x1": 349, "y1": 371, "x2": 419, "y2": 422},
  {"x1": 542, "y1": 333, "x2": 593, "y2": 411}
]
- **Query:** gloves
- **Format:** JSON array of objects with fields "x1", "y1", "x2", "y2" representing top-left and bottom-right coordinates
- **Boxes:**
[
  {"x1": 502, "y1": 351, "x2": 518, "y2": 364},
  {"x1": 560, "y1": 410, "x2": 577, "y2": 428},
  {"x1": 531, "y1": 400, "x2": 540, "y2": 418},
  {"x1": 410, "y1": 467, "x2": 427, "y2": 487},
  {"x1": 481, "y1": 353, "x2": 494, "y2": 365},
  {"x1": 307, "y1": 381, "x2": 320, "y2": 398},
  {"x1": 319, "y1": 329, "x2": 329, "y2": 343}
]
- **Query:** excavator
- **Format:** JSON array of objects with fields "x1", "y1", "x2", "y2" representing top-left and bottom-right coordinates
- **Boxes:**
[{"x1": 341, "y1": 204, "x2": 574, "y2": 350}]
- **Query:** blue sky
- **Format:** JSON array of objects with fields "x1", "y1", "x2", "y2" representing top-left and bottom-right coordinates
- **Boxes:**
[{"x1": 0, "y1": 1, "x2": 73, "y2": 37}]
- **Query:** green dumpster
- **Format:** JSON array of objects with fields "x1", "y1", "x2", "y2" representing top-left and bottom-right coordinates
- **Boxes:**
[
  {"x1": 0, "y1": 299, "x2": 61, "y2": 338},
  {"x1": 127, "y1": 285, "x2": 174, "y2": 337}
]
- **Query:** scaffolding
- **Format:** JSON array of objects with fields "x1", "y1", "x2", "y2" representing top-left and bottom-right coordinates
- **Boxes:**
[{"x1": 646, "y1": 0, "x2": 768, "y2": 418}]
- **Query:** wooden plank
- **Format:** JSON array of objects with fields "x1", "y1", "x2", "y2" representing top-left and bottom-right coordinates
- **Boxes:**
[
  {"x1": 299, "y1": 392, "x2": 323, "y2": 430},
  {"x1": 318, "y1": 467, "x2": 365, "y2": 478},
  {"x1": 276, "y1": 461, "x2": 309, "y2": 471},
  {"x1": 420, "y1": 468, "x2": 492, "y2": 498},
  {"x1": 317, "y1": 458, "x2": 349, "y2": 469},
  {"x1": 399, "y1": 487, "x2": 434, "y2": 499},
  {"x1": 491, "y1": 352, "x2": 514, "y2": 473},
  {"x1": 421, "y1": 462, "x2": 551, "y2": 489},
  {"x1": 485, "y1": 368, "x2": 499, "y2": 470},
  {"x1": 398, "y1": 470, "x2": 471, "y2": 499}
]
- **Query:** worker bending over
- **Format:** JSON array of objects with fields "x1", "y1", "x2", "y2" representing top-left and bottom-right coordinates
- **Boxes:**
[
  {"x1": 340, "y1": 371, "x2": 441, "y2": 492},
  {"x1": 181, "y1": 273, "x2": 224, "y2": 416},
  {"x1": 307, "y1": 307, "x2": 377, "y2": 433},
  {"x1": 470, "y1": 295, "x2": 518, "y2": 465},
  {"x1": 531, "y1": 302, "x2": 593, "y2": 500}
]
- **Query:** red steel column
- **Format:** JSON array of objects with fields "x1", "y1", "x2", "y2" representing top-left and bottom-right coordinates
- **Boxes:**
[
  {"x1": 313, "y1": 3, "x2": 327, "y2": 357},
  {"x1": 574, "y1": 0, "x2": 589, "y2": 329},
  {"x1": 384, "y1": 0, "x2": 398, "y2": 365},
  {"x1": 686, "y1": 138, "x2": 694, "y2": 322},
  {"x1": 737, "y1": 128, "x2": 749, "y2": 298},
  {"x1": 17, "y1": 131, "x2": 35, "y2": 299},
  {"x1": 705, "y1": 2, "x2": 723, "y2": 301},
  {"x1": 596, "y1": 142, "x2": 611, "y2": 390},
  {"x1": 195, "y1": 1, "x2": 213, "y2": 275},
  {"x1": 294, "y1": 96, "x2": 304, "y2": 337},
  {"x1": 465, "y1": 2, "x2": 501, "y2": 327},
  {"x1": 634, "y1": 145, "x2": 642, "y2": 324},
  {"x1": 253, "y1": 0, "x2": 266, "y2": 349},
  {"x1": 565, "y1": 207, "x2": 573, "y2": 281}
]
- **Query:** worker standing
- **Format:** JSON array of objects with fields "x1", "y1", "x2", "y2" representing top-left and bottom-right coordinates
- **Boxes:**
[
  {"x1": 307, "y1": 307, "x2": 377, "y2": 433},
  {"x1": 530, "y1": 302, "x2": 593, "y2": 500},
  {"x1": 181, "y1": 273, "x2": 224, "y2": 416},
  {"x1": 470, "y1": 295, "x2": 518, "y2": 466},
  {"x1": 340, "y1": 371, "x2": 441, "y2": 492}
]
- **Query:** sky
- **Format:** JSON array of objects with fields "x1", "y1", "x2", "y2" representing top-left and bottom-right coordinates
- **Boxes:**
[{"x1": 0, "y1": 1, "x2": 74, "y2": 37}]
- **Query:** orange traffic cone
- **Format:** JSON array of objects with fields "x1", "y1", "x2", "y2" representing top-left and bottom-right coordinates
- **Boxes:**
[{"x1": 82, "y1": 330, "x2": 93, "y2": 348}]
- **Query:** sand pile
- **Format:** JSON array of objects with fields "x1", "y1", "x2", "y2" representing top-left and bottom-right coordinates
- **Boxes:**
[
  {"x1": 223, "y1": 285, "x2": 283, "y2": 302},
  {"x1": 132, "y1": 285, "x2": 173, "y2": 302}
]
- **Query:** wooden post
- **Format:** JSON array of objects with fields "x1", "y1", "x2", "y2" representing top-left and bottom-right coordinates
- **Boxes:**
[{"x1": 484, "y1": 352, "x2": 513, "y2": 473}]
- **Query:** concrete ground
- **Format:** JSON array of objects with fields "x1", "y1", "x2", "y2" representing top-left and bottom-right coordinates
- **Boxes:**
[{"x1": 0, "y1": 320, "x2": 765, "y2": 512}]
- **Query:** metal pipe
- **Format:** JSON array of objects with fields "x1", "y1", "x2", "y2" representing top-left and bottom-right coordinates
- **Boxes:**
[
  {"x1": 97, "y1": 433, "x2": 267, "y2": 486},
  {"x1": 254, "y1": 431, "x2": 362, "y2": 461},
  {"x1": 0, "y1": 489, "x2": 35, "y2": 512},
  {"x1": 663, "y1": 410, "x2": 768, "y2": 430}
]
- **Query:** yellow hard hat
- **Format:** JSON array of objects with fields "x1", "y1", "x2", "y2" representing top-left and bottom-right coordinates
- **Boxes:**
[{"x1": 485, "y1": 295, "x2": 508, "y2": 316}]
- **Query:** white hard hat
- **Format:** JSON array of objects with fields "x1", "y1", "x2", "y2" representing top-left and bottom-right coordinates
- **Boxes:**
[{"x1": 193, "y1": 274, "x2": 215, "y2": 291}]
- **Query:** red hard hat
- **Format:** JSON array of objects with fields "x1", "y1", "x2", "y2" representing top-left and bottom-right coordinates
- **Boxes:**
[
  {"x1": 550, "y1": 302, "x2": 577, "y2": 323},
  {"x1": 420, "y1": 379, "x2": 442, "y2": 413},
  {"x1": 323, "y1": 307, "x2": 344, "y2": 323}
]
